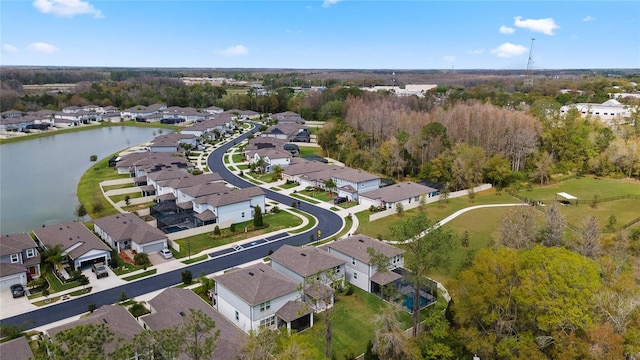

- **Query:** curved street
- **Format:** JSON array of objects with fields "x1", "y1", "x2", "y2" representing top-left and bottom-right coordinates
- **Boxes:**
[{"x1": 2, "y1": 123, "x2": 344, "y2": 329}]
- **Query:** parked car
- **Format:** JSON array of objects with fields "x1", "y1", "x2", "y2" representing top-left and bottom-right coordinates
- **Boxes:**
[
  {"x1": 91, "y1": 262, "x2": 109, "y2": 279},
  {"x1": 333, "y1": 196, "x2": 348, "y2": 204},
  {"x1": 10, "y1": 284, "x2": 25, "y2": 298},
  {"x1": 158, "y1": 248, "x2": 173, "y2": 259}
]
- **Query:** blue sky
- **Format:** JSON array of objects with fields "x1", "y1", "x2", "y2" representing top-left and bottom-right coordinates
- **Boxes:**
[{"x1": 1, "y1": 0, "x2": 639, "y2": 69}]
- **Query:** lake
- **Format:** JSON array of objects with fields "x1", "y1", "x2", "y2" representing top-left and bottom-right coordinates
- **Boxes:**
[{"x1": 0, "y1": 126, "x2": 167, "y2": 234}]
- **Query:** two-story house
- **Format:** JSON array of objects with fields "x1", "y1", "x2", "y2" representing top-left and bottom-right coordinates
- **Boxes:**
[
  {"x1": 270, "y1": 244, "x2": 346, "y2": 312},
  {"x1": 332, "y1": 168, "x2": 381, "y2": 202},
  {"x1": 0, "y1": 233, "x2": 41, "y2": 290},
  {"x1": 212, "y1": 262, "x2": 313, "y2": 334},
  {"x1": 93, "y1": 213, "x2": 168, "y2": 254},
  {"x1": 249, "y1": 148, "x2": 292, "y2": 173},
  {"x1": 326, "y1": 234, "x2": 405, "y2": 295},
  {"x1": 192, "y1": 187, "x2": 265, "y2": 227}
]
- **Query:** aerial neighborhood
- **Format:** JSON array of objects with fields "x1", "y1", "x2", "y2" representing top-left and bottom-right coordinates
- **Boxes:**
[{"x1": 1, "y1": 67, "x2": 639, "y2": 360}]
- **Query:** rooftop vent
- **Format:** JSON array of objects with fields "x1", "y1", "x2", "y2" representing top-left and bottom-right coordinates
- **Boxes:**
[
  {"x1": 102, "y1": 319, "x2": 108, "y2": 324},
  {"x1": 358, "y1": 239, "x2": 364, "y2": 243},
  {"x1": 249, "y1": 272, "x2": 254, "y2": 276},
  {"x1": 179, "y1": 311, "x2": 185, "y2": 317},
  {"x1": 300, "y1": 253, "x2": 307, "y2": 257}
]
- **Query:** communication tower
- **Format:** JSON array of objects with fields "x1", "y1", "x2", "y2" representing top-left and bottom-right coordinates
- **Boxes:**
[{"x1": 524, "y1": 38, "x2": 535, "y2": 87}]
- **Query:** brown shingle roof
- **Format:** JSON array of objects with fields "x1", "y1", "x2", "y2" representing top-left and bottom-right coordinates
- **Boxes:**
[
  {"x1": 194, "y1": 187, "x2": 264, "y2": 208},
  {"x1": 270, "y1": 245, "x2": 344, "y2": 278},
  {"x1": 275, "y1": 300, "x2": 312, "y2": 322},
  {"x1": 143, "y1": 288, "x2": 246, "y2": 360},
  {"x1": 360, "y1": 182, "x2": 437, "y2": 203},
  {"x1": 328, "y1": 234, "x2": 404, "y2": 264},
  {"x1": 0, "y1": 336, "x2": 34, "y2": 360},
  {"x1": 214, "y1": 263, "x2": 299, "y2": 306},
  {"x1": 0, "y1": 233, "x2": 37, "y2": 255}
]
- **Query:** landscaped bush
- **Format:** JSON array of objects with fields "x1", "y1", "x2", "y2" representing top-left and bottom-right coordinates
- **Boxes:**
[
  {"x1": 181, "y1": 270, "x2": 193, "y2": 285},
  {"x1": 133, "y1": 252, "x2": 150, "y2": 266}
]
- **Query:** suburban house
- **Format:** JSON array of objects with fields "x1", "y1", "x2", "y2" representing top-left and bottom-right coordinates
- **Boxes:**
[
  {"x1": 212, "y1": 262, "x2": 313, "y2": 334},
  {"x1": 101, "y1": 112, "x2": 122, "y2": 122},
  {"x1": 280, "y1": 159, "x2": 334, "y2": 183},
  {"x1": 332, "y1": 167, "x2": 381, "y2": 201},
  {"x1": 326, "y1": 235, "x2": 405, "y2": 295},
  {"x1": 93, "y1": 213, "x2": 168, "y2": 254},
  {"x1": 0, "y1": 233, "x2": 41, "y2": 290},
  {"x1": 271, "y1": 111, "x2": 305, "y2": 124},
  {"x1": 359, "y1": 181, "x2": 439, "y2": 209},
  {"x1": 155, "y1": 172, "x2": 224, "y2": 199},
  {"x1": 191, "y1": 186, "x2": 266, "y2": 226},
  {"x1": 204, "y1": 105, "x2": 224, "y2": 115},
  {"x1": 0, "y1": 336, "x2": 34, "y2": 360},
  {"x1": 113, "y1": 152, "x2": 194, "y2": 177},
  {"x1": 260, "y1": 123, "x2": 310, "y2": 142},
  {"x1": 45, "y1": 305, "x2": 143, "y2": 358},
  {"x1": 32, "y1": 222, "x2": 112, "y2": 270},
  {"x1": 248, "y1": 148, "x2": 293, "y2": 173},
  {"x1": 559, "y1": 99, "x2": 632, "y2": 126},
  {"x1": 181, "y1": 117, "x2": 232, "y2": 138},
  {"x1": 0, "y1": 116, "x2": 36, "y2": 132},
  {"x1": 270, "y1": 244, "x2": 346, "y2": 312},
  {"x1": 175, "y1": 181, "x2": 231, "y2": 204},
  {"x1": 141, "y1": 287, "x2": 246, "y2": 360},
  {"x1": 149, "y1": 133, "x2": 197, "y2": 153},
  {"x1": 121, "y1": 103, "x2": 167, "y2": 120}
]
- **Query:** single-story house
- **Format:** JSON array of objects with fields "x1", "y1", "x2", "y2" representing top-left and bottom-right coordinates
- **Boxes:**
[
  {"x1": 93, "y1": 213, "x2": 168, "y2": 254},
  {"x1": 326, "y1": 234, "x2": 405, "y2": 294},
  {"x1": 33, "y1": 222, "x2": 112, "y2": 270},
  {"x1": 45, "y1": 305, "x2": 143, "y2": 358},
  {"x1": 270, "y1": 244, "x2": 345, "y2": 312},
  {"x1": 101, "y1": 112, "x2": 122, "y2": 123},
  {"x1": 0, "y1": 233, "x2": 41, "y2": 290},
  {"x1": 213, "y1": 263, "x2": 312, "y2": 334},
  {"x1": 280, "y1": 159, "x2": 333, "y2": 183},
  {"x1": 359, "y1": 181, "x2": 438, "y2": 209},
  {"x1": 271, "y1": 111, "x2": 305, "y2": 124},
  {"x1": 141, "y1": 287, "x2": 246, "y2": 360}
]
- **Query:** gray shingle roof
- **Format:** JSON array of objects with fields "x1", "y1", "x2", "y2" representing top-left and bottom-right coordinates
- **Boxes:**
[
  {"x1": 275, "y1": 300, "x2": 312, "y2": 322},
  {"x1": 270, "y1": 245, "x2": 344, "y2": 278},
  {"x1": 328, "y1": 234, "x2": 404, "y2": 264},
  {"x1": 194, "y1": 187, "x2": 264, "y2": 208},
  {"x1": 93, "y1": 213, "x2": 166, "y2": 245},
  {"x1": 143, "y1": 288, "x2": 246, "y2": 360},
  {"x1": 214, "y1": 263, "x2": 299, "y2": 306},
  {"x1": 33, "y1": 222, "x2": 111, "y2": 260},
  {"x1": 0, "y1": 233, "x2": 37, "y2": 255},
  {"x1": 0, "y1": 336, "x2": 34, "y2": 360},
  {"x1": 360, "y1": 182, "x2": 437, "y2": 203}
]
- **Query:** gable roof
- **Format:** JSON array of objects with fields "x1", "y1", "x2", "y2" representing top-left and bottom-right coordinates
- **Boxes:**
[
  {"x1": 360, "y1": 181, "x2": 437, "y2": 203},
  {"x1": 328, "y1": 234, "x2": 404, "y2": 264},
  {"x1": 143, "y1": 287, "x2": 246, "y2": 360},
  {"x1": 93, "y1": 213, "x2": 166, "y2": 245},
  {"x1": 46, "y1": 305, "x2": 142, "y2": 355},
  {"x1": 180, "y1": 182, "x2": 232, "y2": 198},
  {"x1": 0, "y1": 233, "x2": 37, "y2": 254},
  {"x1": 33, "y1": 222, "x2": 111, "y2": 259},
  {"x1": 270, "y1": 245, "x2": 345, "y2": 277},
  {"x1": 214, "y1": 262, "x2": 299, "y2": 306},
  {"x1": 333, "y1": 167, "x2": 380, "y2": 183},
  {"x1": 194, "y1": 187, "x2": 265, "y2": 208},
  {"x1": 0, "y1": 336, "x2": 34, "y2": 360}
]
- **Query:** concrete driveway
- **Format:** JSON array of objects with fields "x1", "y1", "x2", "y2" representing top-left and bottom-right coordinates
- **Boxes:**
[{"x1": 0, "y1": 287, "x2": 35, "y2": 320}]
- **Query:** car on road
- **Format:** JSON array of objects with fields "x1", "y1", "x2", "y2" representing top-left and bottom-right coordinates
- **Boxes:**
[
  {"x1": 10, "y1": 284, "x2": 25, "y2": 298},
  {"x1": 158, "y1": 248, "x2": 173, "y2": 259},
  {"x1": 91, "y1": 262, "x2": 109, "y2": 279}
]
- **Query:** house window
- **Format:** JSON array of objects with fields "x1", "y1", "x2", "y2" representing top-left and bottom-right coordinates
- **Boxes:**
[
  {"x1": 259, "y1": 301, "x2": 271, "y2": 312},
  {"x1": 26, "y1": 248, "x2": 36, "y2": 258},
  {"x1": 10, "y1": 254, "x2": 20, "y2": 263},
  {"x1": 260, "y1": 315, "x2": 276, "y2": 328},
  {"x1": 351, "y1": 257, "x2": 356, "y2": 265},
  {"x1": 353, "y1": 272, "x2": 358, "y2": 279},
  {"x1": 235, "y1": 310, "x2": 239, "y2": 321}
]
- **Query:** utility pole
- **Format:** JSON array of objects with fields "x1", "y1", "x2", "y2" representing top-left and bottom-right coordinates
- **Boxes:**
[{"x1": 524, "y1": 38, "x2": 535, "y2": 88}]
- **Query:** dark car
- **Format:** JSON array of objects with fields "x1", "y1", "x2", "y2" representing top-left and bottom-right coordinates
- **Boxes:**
[
  {"x1": 333, "y1": 196, "x2": 347, "y2": 204},
  {"x1": 10, "y1": 284, "x2": 25, "y2": 298}
]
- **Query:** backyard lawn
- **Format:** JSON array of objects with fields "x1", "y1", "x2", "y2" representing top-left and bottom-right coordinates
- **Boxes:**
[
  {"x1": 77, "y1": 154, "x2": 130, "y2": 218},
  {"x1": 298, "y1": 145, "x2": 323, "y2": 158}
]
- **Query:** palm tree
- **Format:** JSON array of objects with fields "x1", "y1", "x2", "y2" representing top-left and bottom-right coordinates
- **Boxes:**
[{"x1": 40, "y1": 245, "x2": 63, "y2": 275}]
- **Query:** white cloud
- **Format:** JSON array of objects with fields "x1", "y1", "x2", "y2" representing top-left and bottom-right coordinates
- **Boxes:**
[
  {"x1": 514, "y1": 16, "x2": 559, "y2": 35},
  {"x1": 499, "y1": 25, "x2": 515, "y2": 34},
  {"x1": 468, "y1": 49, "x2": 485, "y2": 55},
  {"x1": 583, "y1": 15, "x2": 594, "y2": 22},
  {"x1": 27, "y1": 42, "x2": 59, "y2": 54},
  {"x1": 219, "y1": 45, "x2": 248, "y2": 57},
  {"x1": 33, "y1": 0, "x2": 103, "y2": 18},
  {"x1": 491, "y1": 42, "x2": 528, "y2": 58},
  {"x1": 3, "y1": 44, "x2": 19, "y2": 53},
  {"x1": 443, "y1": 55, "x2": 456, "y2": 63},
  {"x1": 322, "y1": 0, "x2": 341, "y2": 8}
]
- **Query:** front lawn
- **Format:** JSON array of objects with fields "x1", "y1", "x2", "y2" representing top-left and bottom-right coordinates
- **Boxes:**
[{"x1": 299, "y1": 189, "x2": 334, "y2": 202}]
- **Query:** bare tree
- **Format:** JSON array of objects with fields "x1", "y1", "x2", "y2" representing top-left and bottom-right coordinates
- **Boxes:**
[
  {"x1": 574, "y1": 216, "x2": 602, "y2": 259},
  {"x1": 540, "y1": 202, "x2": 565, "y2": 247},
  {"x1": 497, "y1": 206, "x2": 538, "y2": 249}
]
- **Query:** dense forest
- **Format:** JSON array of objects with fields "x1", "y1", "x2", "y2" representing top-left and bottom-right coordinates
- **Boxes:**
[{"x1": 2, "y1": 67, "x2": 640, "y2": 359}]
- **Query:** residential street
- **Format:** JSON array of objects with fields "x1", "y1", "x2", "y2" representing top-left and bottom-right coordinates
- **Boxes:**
[{"x1": 1, "y1": 123, "x2": 345, "y2": 329}]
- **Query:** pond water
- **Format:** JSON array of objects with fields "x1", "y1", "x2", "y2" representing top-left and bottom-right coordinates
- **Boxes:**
[{"x1": 0, "y1": 126, "x2": 166, "y2": 234}]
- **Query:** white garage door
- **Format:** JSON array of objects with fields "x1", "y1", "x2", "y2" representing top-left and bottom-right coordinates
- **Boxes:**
[
  {"x1": 142, "y1": 242, "x2": 166, "y2": 254},
  {"x1": 0, "y1": 273, "x2": 26, "y2": 291}
]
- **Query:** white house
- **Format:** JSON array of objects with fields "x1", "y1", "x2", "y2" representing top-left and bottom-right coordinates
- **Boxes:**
[
  {"x1": 213, "y1": 262, "x2": 312, "y2": 334},
  {"x1": 175, "y1": 181, "x2": 231, "y2": 205},
  {"x1": 93, "y1": 213, "x2": 168, "y2": 254},
  {"x1": 0, "y1": 233, "x2": 41, "y2": 290},
  {"x1": 331, "y1": 167, "x2": 381, "y2": 201},
  {"x1": 359, "y1": 181, "x2": 438, "y2": 209},
  {"x1": 192, "y1": 187, "x2": 266, "y2": 227},
  {"x1": 270, "y1": 244, "x2": 345, "y2": 312},
  {"x1": 33, "y1": 222, "x2": 112, "y2": 270},
  {"x1": 326, "y1": 234, "x2": 405, "y2": 294},
  {"x1": 249, "y1": 148, "x2": 292, "y2": 173}
]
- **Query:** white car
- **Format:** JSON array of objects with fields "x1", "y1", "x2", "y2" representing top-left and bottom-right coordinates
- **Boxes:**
[{"x1": 158, "y1": 248, "x2": 173, "y2": 259}]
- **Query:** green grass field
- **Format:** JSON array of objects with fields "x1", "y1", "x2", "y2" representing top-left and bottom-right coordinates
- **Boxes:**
[{"x1": 297, "y1": 146, "x2": 323, "y2": 158}]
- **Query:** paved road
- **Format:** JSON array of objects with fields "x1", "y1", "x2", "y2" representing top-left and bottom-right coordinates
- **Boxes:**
[{"x1": 1, "y1": 123, "x2": 343, "y2": 328}]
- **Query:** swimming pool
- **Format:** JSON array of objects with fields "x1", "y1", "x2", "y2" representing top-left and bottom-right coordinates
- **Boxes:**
[{"x1": 403, "y1": 292, "x2": 430, "y2": 313}]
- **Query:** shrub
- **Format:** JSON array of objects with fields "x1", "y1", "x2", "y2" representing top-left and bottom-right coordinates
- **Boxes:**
[
  {"x1": 213, "y1": 225, "x2": 221, "y2": 237},
  {"x1": 129, "y1": 302, "x2": 148, "y2": 318},
  {"x1": 88, "y1": 304, "x2": 97, "y2": 313},
  {"x1": 108, "y1": 257, "x2": 119, "y2": 269},
  {"x1": 182, "y1": 270, "x2": 193, "y2": 285},
  {"x1": 133, "y1": 252, "x2": 150, "y2": 266}
]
